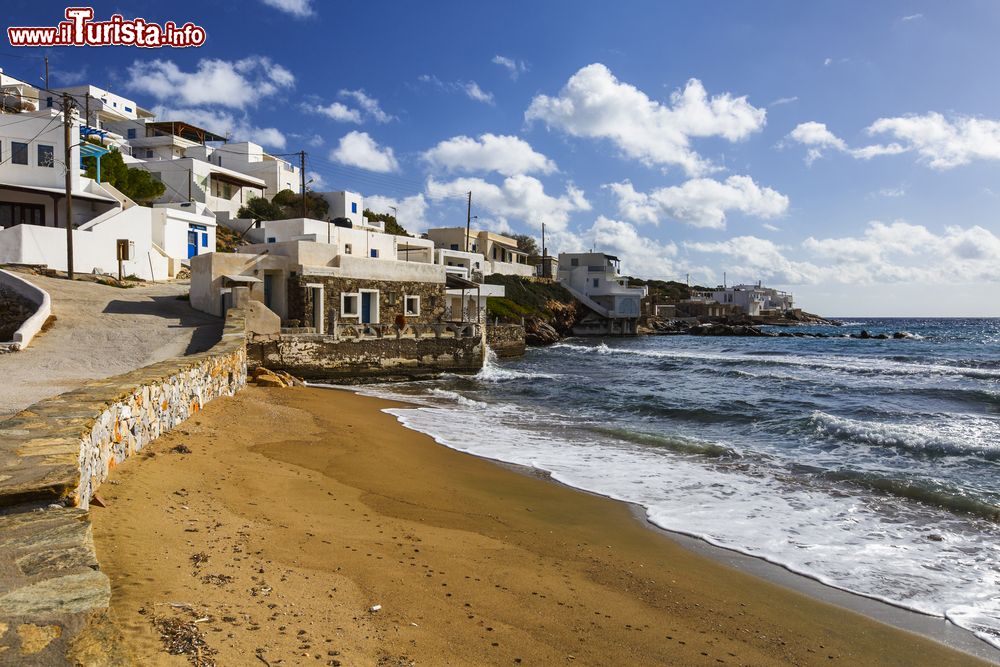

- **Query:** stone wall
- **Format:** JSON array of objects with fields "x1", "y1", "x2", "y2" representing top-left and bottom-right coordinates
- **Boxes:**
[
  {"x1": 248, "y1": 324, "x2": 525, "y2": 381},
  {"x1": 289, "y1": 273, "x2": 447, "y2": 328},
  {"x1": 0, "y1": 308, "x2": 248, "y2": 664},
  {"x1": 0, "y1": 284, "x2": 34, "y2": 342}
]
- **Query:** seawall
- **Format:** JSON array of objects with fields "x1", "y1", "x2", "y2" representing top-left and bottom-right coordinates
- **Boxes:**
[
  {"x1": 247, "y1": 323, "x2": 525, "y2": 381},
  {"x1": 0, "y1": 308, "x2": 247, "y2": 665}
]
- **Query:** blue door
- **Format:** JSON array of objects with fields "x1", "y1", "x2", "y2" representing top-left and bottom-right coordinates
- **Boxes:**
[
  {"x1": 187, "y1": 231, "x2": 198, "y2": 258},
  {"x1": 263, "y1": 274, "x2": 274, "y2": 309},
  {"x1": 361, "y1": 292, "x2": 372, "y2": 323}
]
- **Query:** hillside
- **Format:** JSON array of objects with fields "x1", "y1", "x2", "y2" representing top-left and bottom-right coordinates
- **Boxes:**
[{"x1": 483, "y1": 275, "x2": 581, "y2": 343}]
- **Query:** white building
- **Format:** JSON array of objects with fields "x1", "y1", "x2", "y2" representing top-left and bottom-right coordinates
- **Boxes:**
[
  {"x1": 0, "y1": 108, "x2": 216, "y2": 279},
  {"x1": 133, "y1": 156, "x2": 267, "y2": 221},
  {"x1": 424, "y1": 227, "x2": 534, "y2": 277},
  {"x1": 1, "y1": 69, "x2": 40, "y2": 113},
  {"x1": 186, "y1": 142, "x2": 300, "y2": 197},
  {"x1": 557, "y1": 252, "x2": 648, "y2": 335},
  {"x1": 52, "y1": 84, "x2": 155, "y2": 155},
  {"x1": 711, "y1": 283, "x2": 794, "y2": 317},
  {"x1": 321, "y1": 190, "x2": 367, "y2": 227}
]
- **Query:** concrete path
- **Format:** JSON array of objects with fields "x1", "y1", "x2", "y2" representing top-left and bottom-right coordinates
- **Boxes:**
[{"x1": 0, "y1": 271, "x2": 222, "y2": 417}]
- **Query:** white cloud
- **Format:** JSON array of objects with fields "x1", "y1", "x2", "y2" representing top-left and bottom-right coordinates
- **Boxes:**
[
  {"x1": 126, "y1": 57, "x2": 294, "y2": 109},
  {"x1": 426, "y1": 175, "x2": 590, "y2": 232},
  {"x1": 605, "y1": 176, "x2": 789, "y2": 229},
  {"x1": 422, "y1": 134, "x2": 556, "y2": 176},
  {"x1": 786, "y1": 121, "x2": 906, "y2": 164},
  {"x1": 307, "y1": 134, "x2": 325, "y2": 147},
  {"x1": 149, "y1": 105, "x2": 286, "y2": 149},
  {"x1": 329, "y1": 131, "x2": 399, "y2": 173},
  {"x1": 685, "y1": 221, "x2": 1000, "y2": 286},
  {"x1": 339, "y1": 89, "x2": 394, "y2": 123},
  {"x1": 260, "y1": 0, "x2": 313, "y2": 16},
  {"x1": 901, "y1": 13, "x2": 923, "y2": 21},
  {"x1": 762, "y1": 223, "x2": 781, "y2": 232},
  {"x1": 769, "y1": 96, "x2": 798, "y2": 107},
  {"x1": 306, "y1": 171, "x2": 325, "y2": 189},
  {"x1": 525, "y1": 64, "x2": 766, "y2": 175},
  {"x1": 583, "y1": 216, "x2": 679, "y2": 278},
  {"x1": 463, "y1": 81, "x2": 494, "y2": 105},
  {"x1": 876, "y1": 187, "x2": 906, "y2": 198},
  {"x1": 418, "y1": 75, "x2": 495, "y2": 105},
  {"x1": 364, "y1": 194, "x2": 430, "y2": 234},
  {"x1": 304, "y1": 101, "x2": 362, "y2": 123},
  {"x1": 866, "y1": 112, "x2": 1000, "y2": 169},
  {"x1": 492, "y1": 55, "x2": 528, "y2": 80},
  {"x1": 823, "y1": 57, "x2": 833, "y2": 66}
]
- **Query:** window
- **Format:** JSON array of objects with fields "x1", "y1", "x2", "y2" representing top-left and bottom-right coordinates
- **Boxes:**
[
  {"x1": 127, "y1": 128, "x2": 136, "y2": 139},
  {"x1": 342, "y1": 293, "x2": 359, "y2": 317},
  {"x1": 344, "y1": 243, "x2": 352, "y2": 255},
  {"x1": 266, "y1": 237, "x2": 276, "y2": 243},
  {"x1": 370, "y1": 249, "x2": 379, "y2": 258},
  {"x1": 145, "y1": 149, "x2": 154, "y2": 158},
  {"x1": 0, "y1": 202, "x2": 45, "y2": 227},
  {"x1": 471, "y1": 243, "x2": 477, "y2": 252},
  {"x1": 124, "y1": 106, "x2": 133, "y2": 113},
  {"x1": 450, "y1": 243, "x2": 459, "y2": 251},
  {"x1": 351, "y1": 202, "x2": 357, "y2": 214},
  {"x1": 571, "y1": 258, "x2": 579, "y2": 266},
  {"x1": 593, "y1": 278, "x2": 599, "y2": 288},
  {"x1": 46, "y1": 97, "x2": 53, "y2": 108},
  {"x1": 11, "y1": 142, "x2": 28, "y2": 165},
  {"x1": 37, "y1": 145, "x2": 54, "y2": 168},
  {"x1": 201, "y1": 233, "x2": 208, "y2": 248},
  {"x1": 405, "y1": 296, "x2": 420, "y2": 316}
]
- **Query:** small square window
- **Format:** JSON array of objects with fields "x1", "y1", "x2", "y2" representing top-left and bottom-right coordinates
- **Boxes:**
[
  {"x1": 344, "y1": 243, "x2": 352, "y2": 254},
  {"x1": 342, "y1": 294, "x2": 359, "y2": 317},
  {"x1": 46, "y1": 97, "x2": 53, "y2": 108},
  {"x1": 201, "y1": 233, "x2": 208, "y2": 248},
  {"x1": 145, "y1": 149, "x2": 153, "y2": 158},
  {"x1": 11, "y1": 142, "x2": 28, "y2": 165},
  {"x1": 267, "y1": 237, "x2": 276, "y2": 243},
  {"x1": 127, "y1": 128, "x2": 136, "y2": 139},
  {"x1": 450, "y1": 244, "x2": 459, "y2": 251},
  {"x1": 37, "y1": 145, "x2": 54, "y2": 168},
  {"x1": 370, "y1": 249, "x2": 379, "y2": 258},
  {"x1": 405, "y1": 296, "x2": 420, "y2": 316},
  {"x1": 571, "y1": 258, "x2": 579, "y2": 266}
]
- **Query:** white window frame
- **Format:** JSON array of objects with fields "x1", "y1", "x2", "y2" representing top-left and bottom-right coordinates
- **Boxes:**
[
  {"x1": 341, "y1": 292, "x2": 360, "y2": 318},
  {"x1": 404, "y1": 295, "x2": 420, "y2": 316}
]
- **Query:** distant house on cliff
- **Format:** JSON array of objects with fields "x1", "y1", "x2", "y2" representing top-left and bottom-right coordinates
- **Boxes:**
[
  {"x1": 556, "y1": 252, "x2": 648, "y2": 335},
  {"x1": 711, "y1": 284, "x2": 794, "y2": 317}
]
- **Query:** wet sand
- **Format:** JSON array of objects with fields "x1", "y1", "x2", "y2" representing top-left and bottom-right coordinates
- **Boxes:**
[{"x1": 91, "y1": 386, "x2": 990, "y2": 665}]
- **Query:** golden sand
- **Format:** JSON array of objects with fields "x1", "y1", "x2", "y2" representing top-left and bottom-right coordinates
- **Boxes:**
[{"x1": 91, "y1": 386, "x2": 986, "y2": 666}]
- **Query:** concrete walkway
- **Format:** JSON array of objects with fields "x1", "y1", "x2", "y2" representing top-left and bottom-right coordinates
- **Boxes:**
[{"x1": 0, "y1": 271, "x2": 222, "y2": 417}]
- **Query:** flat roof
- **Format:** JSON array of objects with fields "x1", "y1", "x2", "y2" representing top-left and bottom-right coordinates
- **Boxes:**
[{"x1": 146, "y1": 120, "x2": 227, "y2": 143}]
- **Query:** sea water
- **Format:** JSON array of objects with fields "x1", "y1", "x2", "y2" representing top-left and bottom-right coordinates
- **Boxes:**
[{"x1": 341, "y1": 318, "x2": 1000, "y2": 649}]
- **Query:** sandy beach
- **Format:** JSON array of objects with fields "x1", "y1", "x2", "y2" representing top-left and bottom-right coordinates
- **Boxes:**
[{"x1": 90, "y1": 386, "x2": 989, "y2": 666}]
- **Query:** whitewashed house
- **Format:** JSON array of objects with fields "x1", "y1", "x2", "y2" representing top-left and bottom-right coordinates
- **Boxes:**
[
  {"x1": 711, "y1": 283, "x2": 794, "y2": 317},
  {"x1": 0, "y1": 105, "x2": 216, "y2": 279},
  {"x1": 51, "y1": 84, "x2": 155, "y2": 155},
  {"x1": 187, "y1": 142, "x2": 300, "y2": 196},
  {"x1": 425, "y1": 227, "x2": 534, "y2": 277},
  {"x1": 557, "y1": 252, "x2": 648, "y2": 335},
  {"x1": 133, "y1": 154, "x2": 267, "y2": 221}
]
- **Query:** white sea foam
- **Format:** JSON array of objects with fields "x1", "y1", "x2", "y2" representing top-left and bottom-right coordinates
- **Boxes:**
[
  {"x1": 550, "y1": 342, "x2": 1000, "y2": 379},
  {"x1": 810, "y1": 411, "x2": 1000, "y2": 460},
  {"x1": 365, "y1": 388, "x2": 1000, "y2": 651}
]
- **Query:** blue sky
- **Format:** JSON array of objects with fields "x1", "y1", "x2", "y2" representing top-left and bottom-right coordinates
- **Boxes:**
[{"x1": 4, "y1": 0, "x2": 1000, "y2": 315}]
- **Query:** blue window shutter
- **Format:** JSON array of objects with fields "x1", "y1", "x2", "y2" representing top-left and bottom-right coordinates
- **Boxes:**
[
  {"x1": 370, "y1": 249, "x2": 378, "y2": 258},
  {"x1": 351, "y1": 202, "x2": 357, "y2": 214},
  {"x1": 201, "y1": 233, "x2": 208, "y2": 248}
]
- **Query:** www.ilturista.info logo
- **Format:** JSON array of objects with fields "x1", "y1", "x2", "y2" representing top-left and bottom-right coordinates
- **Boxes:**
[{"x1": 7, "y1": 7, "x2": 206, "y2": 48}]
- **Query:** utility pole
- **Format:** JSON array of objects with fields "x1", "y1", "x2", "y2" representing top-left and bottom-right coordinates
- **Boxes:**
[
  {"x1": 62, "y1": 93, "x2": 74, "y2": 279},
  {"x1": 44, "y1": 56, "x2": 49, "y2": 90},
  {"x1": 299, "y1": 151, "x2": 307, "y2": 218},
  {"x1": 465, "y1": 191, "x2": 472, "y2": 253}
]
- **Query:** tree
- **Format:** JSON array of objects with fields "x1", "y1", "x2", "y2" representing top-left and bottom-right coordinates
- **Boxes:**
[
  {"x1": 272, "y1": 189, "x2": 330, "y2": 220},
  {"x1": 363, "y1": 208, "x2": 411, "y2": 237},
  {"x1": 237, "y1": 195, "x2": 285, "y2": 222},
  {"x1": 82, "y1": 146, "x2": 166, "y2": 205},
  {"x1": 511, "y1": 234, "x2": 541, "y2": 263}
]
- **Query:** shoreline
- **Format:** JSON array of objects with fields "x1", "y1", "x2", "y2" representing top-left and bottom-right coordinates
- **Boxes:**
[
  {"x1": 369, "y1": 391, "x2": 998, "y2": 662},
  {"x1": 91, "y1": 386, "x2": 995, "y2": 665}
]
